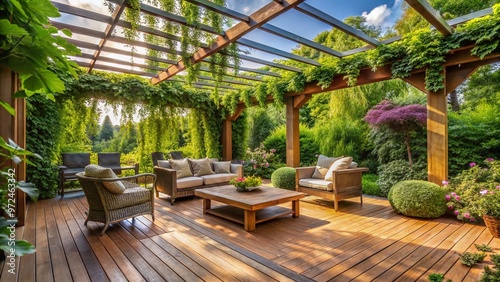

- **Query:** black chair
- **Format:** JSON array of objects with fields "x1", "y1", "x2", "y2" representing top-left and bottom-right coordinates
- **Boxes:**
[
  {"x1": 151, "y1": 152, "x2": 165, "y2": 167},
  {"x1": 98, "y1": 152, "x2": 139, "y2": 175},
  {"x1": 59, "y1": 153, "x2": 91, "y2": 196},
  {"x1": 169, "y1": 151, "x2": 183, "y2": 160}
]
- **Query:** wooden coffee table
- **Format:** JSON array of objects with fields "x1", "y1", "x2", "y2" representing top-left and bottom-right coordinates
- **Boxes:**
[{"x1": 195, "y1": 185, "x2": 305, "y2": 231}]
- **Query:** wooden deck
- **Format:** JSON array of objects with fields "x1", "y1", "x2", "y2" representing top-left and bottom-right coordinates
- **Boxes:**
[{"x1": 1, "y1": 189, "x2": 498, "y2": 281}]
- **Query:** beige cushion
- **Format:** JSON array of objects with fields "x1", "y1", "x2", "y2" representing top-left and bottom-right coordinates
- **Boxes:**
[
  {"x1": 324, "y1": 157, "x2": 353, "y2": 181},
  {"x1": 169, "y1": 158, "x2": 193, "y2": 179},
  {"x1": 189, "y1": 158, "x2": 215, "y2": 177},
  {"x1": 157, "y1": 160, "x2": 171, "y2": 169},
  {"x1": 213, "y1": 161, "x2": 231, "y2": 173},
  {"x1": 299, "y1": 178, "x2": 333, "y2": 191},
  {"x1": 176, "y1": 176, "x2": 204, "y2": 189},
  {"x1": 84, "y1": 164, "x2": 126, "y2": 194},
  {"x1": 201, "y1": 173, "x2": 238, "y2": 185},
  {"x1": 312, "y1": 155, "x2": 340, "y2": 179},
  {"x1": 208, "y1": 158, "x2": 218, "y2": 170}
]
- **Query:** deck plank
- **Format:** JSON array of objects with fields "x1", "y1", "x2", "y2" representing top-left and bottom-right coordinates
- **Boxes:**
[
  {"x1": 58, "y1": 196, "x2": 109, "y2": 282},
  {"x1": 35, "y1": 200, "x2": 53, "y2": 282},
  {"x1": 44, "y1": 198, "x2": 73, "y2": 282},
  {"x1": 49, "y1": 198, "x2": 90, "y2": 282}
]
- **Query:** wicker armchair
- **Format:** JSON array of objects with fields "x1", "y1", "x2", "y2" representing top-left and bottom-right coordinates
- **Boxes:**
[{"x1": 76, "y1": 172, "x2": 156, "y2": 236}]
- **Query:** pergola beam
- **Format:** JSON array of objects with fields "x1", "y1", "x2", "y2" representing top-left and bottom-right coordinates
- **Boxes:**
[
  {"x1": 151, "y1": 0, "x2": 306, "y2": 84},
  {"x1": 199, "y1": 66, "x2": 264, "y2": 82},
  {"x1": 88, "y1": 0, "x2": 126, "y2": 72},
  {"x1": 66, "y1": 38, "x2": 177, "y2": 65},
  {"x1": 53, "y1": 2, "x2": 192, "y2": 45},
  {"x1": 107, "y1": 0, "x2": 219, "y2": 35},
  {"x1": 77, "y1": 62, "x2": 156, "y2": 77},
  {"x1": 237, "y1": 38, "x2": 320, "y2": 66},
  {"x1": 237, "y1": 54, "x2": 302, "y2": 72},
  {"x1": 260, "y1": 24, "x2": 342, "y2": 57},
  {"x1": 448, "y1": 8, "x2": 492, "y2": 26},
  {"x1": 184, "y1": 0, "x2": 250, "y2": 22},
  {"x1": 196, "y1": 75, "x2": 253, "y2": 86},
  {"x1": 406, "y1": 0, "x2": 453, "y2": 36},
  {"x1": 78, "y1": 53, "x2": 165, "y2": 71},
  {"x1": 296, "y1": 3, "x2": 380, "y2": 47}
]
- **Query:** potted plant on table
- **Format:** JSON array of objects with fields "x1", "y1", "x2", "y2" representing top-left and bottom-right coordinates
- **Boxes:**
[{"x1": 229, "y1": 176, "x2": 262, "y2": 192}]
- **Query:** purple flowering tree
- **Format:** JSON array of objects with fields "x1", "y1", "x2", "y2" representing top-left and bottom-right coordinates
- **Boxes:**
[{"x1": 364, "y1": 100, "x2": 427, "y2": 167}]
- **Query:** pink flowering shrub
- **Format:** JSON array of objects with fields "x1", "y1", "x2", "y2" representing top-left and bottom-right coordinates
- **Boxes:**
[
  {"x1": 445, "y1": 158, "x2": 500, "y2": 222},
  {"x1": 242, "y1": 143, "x2": 278, "y2": 178}
]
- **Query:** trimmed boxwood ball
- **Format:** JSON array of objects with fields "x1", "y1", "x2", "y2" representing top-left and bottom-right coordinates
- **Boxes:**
[
  {"x1": 271, "y1": 167, "x2": 296, "y2": 190},
  {"x1": 388, "y1": 180, "x2": 447, "y2": 219}
]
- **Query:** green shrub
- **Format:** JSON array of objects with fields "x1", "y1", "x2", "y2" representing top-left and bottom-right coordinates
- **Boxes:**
[
  {"x1": 448, "y1": 107, "x2": 500, "y2": 176},
  {"x1": 263, "y1": 124, "x2": 319, "y2": 166},
  {"x1": 377, "y1": 159, "x2": 427, "y2": 197},
  {"x1": 388, "y1": 180, "x2": 447, "y2": 218},
  {"x1": 362, "y1": 174, "x2": 381, "y2": 196},
  {"x1": 271, "y1": 167, "x2": 296, "y2": 190},
  {"x1": 314, "y1": 119, "x2": 367, "y2": 162}
]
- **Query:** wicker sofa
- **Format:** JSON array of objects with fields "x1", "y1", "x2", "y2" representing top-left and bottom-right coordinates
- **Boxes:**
[
  {"x1": 296, "y1": 155, "x2": 369, "y2": 211},
  {"x1": 154, "y1": 158, "x2": 243, "y2": 204}
]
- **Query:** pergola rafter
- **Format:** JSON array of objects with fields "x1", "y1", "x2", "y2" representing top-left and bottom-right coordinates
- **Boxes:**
[
  {"x1": 88, "y1": 0, "x2": 127, "y2": 72},
  {"x1": 295, "y1": 3, "x2": 381, "y2": 47},
  {"x1": 406, "y1": 0, "x2": 453, "y2": 35}
]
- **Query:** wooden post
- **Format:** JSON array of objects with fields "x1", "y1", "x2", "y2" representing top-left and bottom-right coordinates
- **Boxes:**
[
  {"x1": 427, "y1": 71, "x2": 448, "y2": 185},
  {"x1": 222, "y1": 105, "x2": 245, "y2": 161},
  {"x1": 222, "y1": 118, "x2": 232, "y2": 161},
  {"x1": 285, "y1": 95, "x2": 311, "y2": 167},
  {"x1": 0, "y1": 66, "x2": 26, "y2": 226}
]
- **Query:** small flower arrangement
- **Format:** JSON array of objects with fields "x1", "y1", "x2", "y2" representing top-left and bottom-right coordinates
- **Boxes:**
[{"x1": 229, "y1": 176, "x2": 262, "y2": 190}]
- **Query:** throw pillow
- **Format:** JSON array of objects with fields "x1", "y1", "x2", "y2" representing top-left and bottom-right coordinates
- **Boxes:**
[
  {"x1": 213, "y1": 161, "x2": 231, "y2": 173},
  {"x1": 84, "y1": 164, "x2": 126, "y2": 194},
  {"x1": 350, "y1": 161, "x2": 358, "y2": 168},
  {"x1": 324, "y1": 157, "x2": 353, "y2": 181},
  {"x1": 169, "y1": 158, "x2": 194, "y2": 179},
  {"x1": 189, "y1": 158, "x2": 215, "y2": 177},
  {"x1": 311, "y1": 155, "x2": 340, "y2": 179},
  {"x1": 208, "y1": 158, "x2": 219, "y2": 170},
  {"x1": 157, "y1": 160, "x2": 171, "y2": 169}
]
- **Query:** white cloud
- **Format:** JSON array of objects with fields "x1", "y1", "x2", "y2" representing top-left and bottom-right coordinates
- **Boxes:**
[
  {"x1": 362, "y1": 0, "x2": 404, "y2": 28},
  {"x1": 362, "y1": 5, "x2": 391, "y2": 26}
]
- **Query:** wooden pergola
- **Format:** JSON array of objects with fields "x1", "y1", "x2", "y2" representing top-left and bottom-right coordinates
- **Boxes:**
[{"x1": 1, "y1": 0, "x2": 500, "y2": 224}]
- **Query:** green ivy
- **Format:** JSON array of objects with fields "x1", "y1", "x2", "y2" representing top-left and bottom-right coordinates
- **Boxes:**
[{"x1": 26, "y1": 95, "x2": 63, "y2": 198}]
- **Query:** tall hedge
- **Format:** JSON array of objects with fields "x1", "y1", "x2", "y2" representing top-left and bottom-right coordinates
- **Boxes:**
[
  {"x1": 26, "y1": 95, "x2": 63, "y2": 198},
  {"x1": 263, "y1": 124, "x2": 319, "y2": 166}
]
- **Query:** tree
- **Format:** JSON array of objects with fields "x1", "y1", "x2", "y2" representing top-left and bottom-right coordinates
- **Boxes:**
[
  {"x1": 365, "y1": 100, "x2": 427, "y2": 167},
  {"x1": 0, "y1": 0, "x2": 78, "y2": 257},
  {"x1": 99, "y1": 115, "x2": 114, "y2": 141},
  {"x1": 460, "y1": 64, "x2": 500, "y2": 110},
  {"x1": 0, "y1": 0, "x2": 79, "y2": 98}
]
